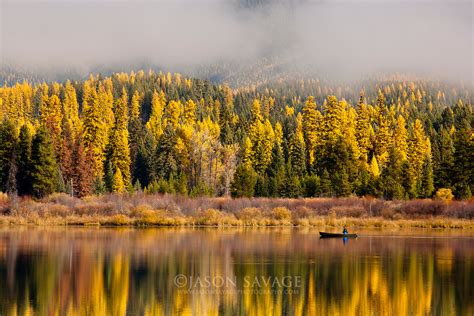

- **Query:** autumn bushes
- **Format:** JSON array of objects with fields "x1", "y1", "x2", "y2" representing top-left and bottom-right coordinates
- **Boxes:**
[{"x1": 0, "y1": 193, "x2": 473, "y2": 227}]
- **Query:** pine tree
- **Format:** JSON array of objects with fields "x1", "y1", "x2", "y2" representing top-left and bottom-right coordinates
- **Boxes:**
[
  {"x1": 267, "y1": 138, "x2": 285, "y2": 197},
  {"x1": 17, "y1": 124, "x2": 32, "y2": 196},
  {"x1": 30, "y1": 127, "x2": 57, "y2": 198},
  {"x1": 453, "y1": 127, "x2": 473, "y2": 198},
  {"x1": 129, "y1": 119, "x2": 154, "y2": 188},
  {"x1": 289, "y1": 114, "x2": 306, "y2": 177},
  {"x1": 401, "y1": 160, "x2": 417, "y2": 199},
  {"x1": 231, "y1": 163, "x2": 257, "y2": 197},
  {"x1": 418, "y1": 156, "x2": 434, "y2": 198},
  {"x1": 0, "y1": 119, "x2": 17, "y2": 193},
  {"x1": 380, "y1": 148, "x2": 405, "y2": 199},
  {"x1": 154, "y1": 125, "x2": 178, "y2": 180},
  {"x1": 433, "y1": 127, "x2": 454, "y2": 189},
  {"x1": 279, "y1": 167, "x2": 302, "y2": 198},
  {"x1": 219, "y1": 85, "x2": 237, "y2": 145}
]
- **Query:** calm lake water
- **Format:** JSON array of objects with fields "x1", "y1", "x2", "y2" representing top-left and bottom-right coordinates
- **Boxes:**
[{"x1": 0, "y1": 228, "x2": 473, "y2": 315}]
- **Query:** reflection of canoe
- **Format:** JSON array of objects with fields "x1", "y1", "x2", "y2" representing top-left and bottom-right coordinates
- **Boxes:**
[{"x1": 320, "y1": 232, "x2": 358, "y2": 238}]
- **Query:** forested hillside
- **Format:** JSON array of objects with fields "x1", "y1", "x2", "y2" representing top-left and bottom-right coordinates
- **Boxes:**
[{"x1": 0, "y1": 70, "x2": 472, "y2": 199}]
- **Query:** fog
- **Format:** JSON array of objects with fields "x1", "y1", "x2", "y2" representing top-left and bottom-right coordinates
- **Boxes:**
[{"x1": 0, "y1": 0, "x2": 472, "y2": 83}]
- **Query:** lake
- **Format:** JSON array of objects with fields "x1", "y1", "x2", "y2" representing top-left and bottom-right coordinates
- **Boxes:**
[{"x1": 0, "y1": 227, "x2": 473, "y2": 315}]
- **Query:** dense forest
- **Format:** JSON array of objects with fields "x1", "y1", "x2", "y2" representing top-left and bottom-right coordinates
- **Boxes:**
[{"x1": 0, "y1": 70, "x2": 472, "y2": 200}]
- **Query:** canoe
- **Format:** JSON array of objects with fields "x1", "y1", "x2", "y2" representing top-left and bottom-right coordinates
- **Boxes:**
[{"x1": 320, "y1": 232, "x2": 358, "y2": 238}]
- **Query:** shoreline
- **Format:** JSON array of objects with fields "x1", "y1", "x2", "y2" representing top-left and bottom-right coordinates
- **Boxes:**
[{"x1": 1, "y1": 193, "x2": 473, "y2": 229}]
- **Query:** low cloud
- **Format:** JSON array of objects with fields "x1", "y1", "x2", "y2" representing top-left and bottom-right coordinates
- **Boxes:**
[{"x1": 1, "y1": 0, "x2": 472, "y2": 83}]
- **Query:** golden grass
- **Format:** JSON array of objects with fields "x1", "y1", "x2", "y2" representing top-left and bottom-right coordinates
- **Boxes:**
[
  {"x1": 0, "y1": 193, "x2": 473, "y2": 229},
  {"x1": 1, "y1": 212, "x2": 473, "y2": 229}
]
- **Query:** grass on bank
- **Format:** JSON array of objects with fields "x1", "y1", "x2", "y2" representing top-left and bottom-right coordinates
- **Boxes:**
[{"x1": 0, "y1": 193, "x2": 473, "y2": 229}]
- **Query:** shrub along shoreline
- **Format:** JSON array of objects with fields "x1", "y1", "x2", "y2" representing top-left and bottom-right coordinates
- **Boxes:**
[{"x1": 0, "y1": 193, "x2": 473, "y2": 229}]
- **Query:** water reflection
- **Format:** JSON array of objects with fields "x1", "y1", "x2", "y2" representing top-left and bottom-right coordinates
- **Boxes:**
[{"x1": 0, "y1": 228, "x2": 472, "y2": 315}]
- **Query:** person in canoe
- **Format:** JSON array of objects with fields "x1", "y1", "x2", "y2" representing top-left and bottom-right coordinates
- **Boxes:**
[{"x1": 342, "y1": 225, "x2": 348, "y2": 235}]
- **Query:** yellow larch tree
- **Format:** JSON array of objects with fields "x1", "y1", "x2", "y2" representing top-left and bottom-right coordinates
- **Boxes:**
[
  {"x1": 393, "y1": 115, "x2": 408, "y2": 161},
  {"x1": 408, "y1": 119, "x2": 431, "y2": 181},
  {"x1": 82, "y1": 81, "x2": 107, "y2": 178},
  {"x1": 40, "y1": 94, "x2": 63, "y2": 154},
  {"x1": 130, "y1": 90, "x2": 141, "y2": 120},
  {"x1": 374, "y1": 91, "x2": 392, "y2": 166},
  {"x1": 108, "y1": 88, "x2": 131, "y2": 188},
  {"x1": 355, "y1": 95, "x2": 372, "y2": 163},
  {"x1": 146, "y1": 90, "x2": 166, "y2": 141},
  {"x1": 62, "y1": 81, "x2": 82, "y2": 137},
  {"x1": 302, "y1": 96, "x2": 321, "y2": 166}
]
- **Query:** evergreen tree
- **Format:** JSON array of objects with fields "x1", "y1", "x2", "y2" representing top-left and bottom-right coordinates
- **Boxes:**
[
  {"x1": 17, "y1": 124, "x2": 32, "y2": 196},
  {"x1": 267, "y1": 138, "x2": 285, "y2": 197},
  {"x1": 419, "y1": 156, "x2": 434, "y2": 198},
  {"x1": 279, "y1": 167, "x2": 302, "y2": 198},
  {"x1": 433, "y1": 127, "x2": 454, "y2": 189},
  {"x1": 231, "y1": 164, "x2": 257, "y2": 197},
  {"x1": 130, "y1": 120, "x2": 154, "y2": 188},
  {"x1": 30, "y1": 127, "x2": 57, "y2": 198},
  {"x1": 289, "y1": 113, "x2": 306, "y2": 176},
  {"x1": 380, "y1": 148, "x2": 405, "y2": 199},
  {"x1": 154, "y1": 125, "x2": 178, "y2": 180},
  {"x1": 453, "y1": 127, "x2": 473, "y2": 198},
  {"x1": 0, "y1": 119, "x2": 17, "y2": 193}
]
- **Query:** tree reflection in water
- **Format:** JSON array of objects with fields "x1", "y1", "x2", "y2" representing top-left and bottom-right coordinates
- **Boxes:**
[{"x1": 0, "y1": 228, "x2": 472, "y2": 315}]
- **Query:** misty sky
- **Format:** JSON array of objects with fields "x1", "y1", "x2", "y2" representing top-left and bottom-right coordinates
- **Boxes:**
[{"x1": 0, "y1": 0, "x2": 472, "y2": 82}]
